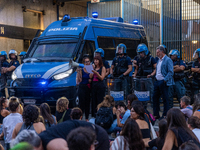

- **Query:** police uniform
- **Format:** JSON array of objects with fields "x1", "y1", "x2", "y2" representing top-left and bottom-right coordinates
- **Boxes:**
[
  {"x1": 0, "y1": 60, "x2": 9, "y2": 96},
  {"x1": 168, "y1": 60, "x2": 186, "y2": 108},
  {"x1": 112, "y1": 55, "x2": 132, "y2": 77},
  {"x1": 136, "y1": 55, "x2": 156, "y2": 102},
  {"x1": 112, "y1": 55, "x2": 132, "y2": 96},
  {"x1": 7, "y1": 60, "x2": 20, "y2": 86},
  {"x1": 103, "y1": 58, "x2": 110, "y2": 69},
  {"x1": 137, "y1": 55, "x2": 156, "y2": 77},
  {"x1": 192, "y1": 61, "x2": 200, "y2": 97}
]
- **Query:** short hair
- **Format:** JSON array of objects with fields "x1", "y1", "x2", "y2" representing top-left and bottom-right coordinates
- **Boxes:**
[
  {"x1": 156, "y1": 45, "x2": 166, "y2": 54},
  {"x1": 56, "y1": 97, "x2": 69, "y2": 113},
  {"x1": 188, "y1": 116, "x2": 200, "y2": 129},
  {"x1": 67, "y1": 127, "x2": 96, "y2": 150},
  {"x1": 10, "y1": 130, "x2": 41, "y2": 148},
  {"x1": 181, "y1": 96, "x2": 191, "y2": 106},
  {"x1": 8, "y1": 96, "x2": 20, "y2": 112},
  {"x1": 116, "y1": 101, "x2": 127, "y2": 110},
  {"x1": 70, "y1": 107, "x2": 83, "y2": 120},
  {"x1": 179, "y1": 140, "x2": 200, "y2": 150}
]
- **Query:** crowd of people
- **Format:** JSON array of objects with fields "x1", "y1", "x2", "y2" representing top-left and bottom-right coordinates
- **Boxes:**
[{"x1": 0, "y1": 93, "x2": 200, "y2": 150}]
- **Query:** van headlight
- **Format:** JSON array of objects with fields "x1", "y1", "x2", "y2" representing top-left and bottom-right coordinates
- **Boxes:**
[
  {"x1": 53, "y1": 69, "x2": 73, "y2": 80},
  {"x1": 12, "y1": 72, "x2": 17, "y2": 81}
]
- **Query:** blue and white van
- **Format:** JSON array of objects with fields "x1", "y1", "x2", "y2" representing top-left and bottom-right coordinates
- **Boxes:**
[{"x1": 9, "y1": 15, "x2": 148, "y2": 107}]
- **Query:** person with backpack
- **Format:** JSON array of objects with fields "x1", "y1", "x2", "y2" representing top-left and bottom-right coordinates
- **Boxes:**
[
  {"x1": 89, "y1": 95, "x2": 117, "y2": 133},
  {"x1": 55, "y1": 97, "x2": 71, "y2": 123},
  {"x1": 40, "y1": 103, "x2": 57, "y2": 129}
]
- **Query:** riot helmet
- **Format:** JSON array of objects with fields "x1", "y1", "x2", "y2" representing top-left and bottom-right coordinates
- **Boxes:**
[
  {"x1": 137, "y1": 44, "x2": 149, "y2": 59},
  {"x1": 116, "y1": 43, "x2": 127, "y2": 55},
  {"x1": 0, "y1": 51, "x2": 8, "y2": 60},
  {"x1": 19, "y1": 51, "x2": 27, "y2": 57},
  {"x1": 169, "y1": 49, "x2": 180, "y2": 60},
  {"x1": 9, "y1": 49, "x2": 18, "y2": 60},
  {"x1": 94, "y1": 48, "x2": 104, "y2": 58},
  {"x1": 193, "y1": 48, "x2": 200, "y2": 60}
]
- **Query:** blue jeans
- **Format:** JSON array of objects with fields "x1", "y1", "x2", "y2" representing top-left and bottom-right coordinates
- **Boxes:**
[
  {"x1": 169, "y1": 80, "x2": 186, "y2": 108},
  {"x1": 153, "y1": 80, "x2": 169, "y2": 117},
  {"x1": 89, "y1": 118, "x2": 117, "y2": 134}
]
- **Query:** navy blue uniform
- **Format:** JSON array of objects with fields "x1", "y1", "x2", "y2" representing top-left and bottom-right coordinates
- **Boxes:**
[
  {"x1": 0, "y1": 61, "x2": 9, "y2": 96},
  {"x1": 169, "y1": 60, "x2": 186, "y2": 108},
  {"x1": 191, "y1": 61, "x2": 200, "y2": 101},
  {"x1": 103, "y1": 59, "x2": 110, "y2": 69},
  {"x1": 112, "y1": 55, "x2": 132, "y2": 77},
  {"x1": 7, "y1": 60, "x2": 20, "y2": 92}
]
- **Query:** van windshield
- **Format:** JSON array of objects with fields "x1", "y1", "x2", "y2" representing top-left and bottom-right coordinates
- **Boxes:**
[{"x1": 31, "y1": 43, "x2": 77, "y2": 58}]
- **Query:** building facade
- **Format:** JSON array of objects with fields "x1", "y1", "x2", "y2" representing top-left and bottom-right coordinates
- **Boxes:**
[{"x1": 0, "y1": 0, "x2": 87, "y2": 54}]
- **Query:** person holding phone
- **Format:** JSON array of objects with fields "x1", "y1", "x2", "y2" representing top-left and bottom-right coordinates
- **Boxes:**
[
  {"x1": 77, "y1": 56, "x2": 93, "y2": 121},
  {"x1": 91, "y1": 56, "x2": 106, "y2": 117}
]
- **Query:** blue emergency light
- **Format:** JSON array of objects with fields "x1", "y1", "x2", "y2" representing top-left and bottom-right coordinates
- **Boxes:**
[
  {"x1": 133, "y1": 19, "x2": 139, "y2": 25},
  {"x1": 40, "y1": 81, "x2": 47, "y2": 85},
  {"x1": 92, "y1": 12, "x2": 98, "y2": 18},
  {"x1": 63, "y1": 14, "x2": 71, "y2": 22}
]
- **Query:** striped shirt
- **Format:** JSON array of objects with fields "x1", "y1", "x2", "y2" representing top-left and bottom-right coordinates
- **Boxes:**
[{"x1": 110, "y1": 136, "x2": 129, "y2": 150}]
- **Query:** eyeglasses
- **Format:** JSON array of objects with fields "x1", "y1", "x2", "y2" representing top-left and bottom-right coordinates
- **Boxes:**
[{"x1": 85, "y1": 61, "x2": 90, "y2": 63}]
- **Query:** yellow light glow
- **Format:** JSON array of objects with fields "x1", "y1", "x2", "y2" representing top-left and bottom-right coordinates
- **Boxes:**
[{"x1": 192, "y1": 40, "x2": 198, "y2": 44}]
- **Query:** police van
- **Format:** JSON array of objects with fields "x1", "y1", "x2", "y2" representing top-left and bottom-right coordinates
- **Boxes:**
[{"x1": 9, "y1": 14, "x2": 148, "y2": 107}]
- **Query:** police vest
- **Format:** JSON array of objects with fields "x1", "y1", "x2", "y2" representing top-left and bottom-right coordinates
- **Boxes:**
[
  {"x1": 137, "y1": 56, "x2": 154, "y2": 76},
  {"x1": 173, "y1": 60, "x2": 185, "y2": 80},
  {"x1": 113, "y1": 56, "x2": 129, "y2": 77},
  {"x1": 7, "y1": 60, "x2": 16, "y2": 79},
  {"x1": 193, "y1": 61, "x2": 200, "y2": 80}
]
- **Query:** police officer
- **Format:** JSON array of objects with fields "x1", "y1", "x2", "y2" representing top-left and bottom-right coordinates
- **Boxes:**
[
  {"x1": 133, "y1": 44, "x2": 157, "y2": 102},
  {"x1": 19, "y1": 51, "x2": 26, "y2": 64},
  {"x1": 168, "y1": 49, "x2": 186, "y2": 108},
  {"x1": 191, "y1": 48, "x2": 200, "y2": 101},
  {"x1": 133, "y1": 44, "x2": 156, "y2": 78},
  {"x1": 110, "y1": 43, "x2": 132, "y2": 95},
  {"x1": 0, "y1": 51, "x2": 9, "y2": 97},
  {"x1": 2, "y1": 49, "x2": 20, "y2": 92},
  {"x1": 94, "y1": 48, "x2": 110, "y2": 76}
]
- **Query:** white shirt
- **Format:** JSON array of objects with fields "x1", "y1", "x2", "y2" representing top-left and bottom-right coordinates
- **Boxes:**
[
  {"x1": 156, "y1": 55, "x2": 166, "y2": 80},
  {"x1": 192, "y1": 128, "x2": 200, "y2": 142},
  {"x1": 3, "y1": 113, "x2": 23, "y2": 143}
]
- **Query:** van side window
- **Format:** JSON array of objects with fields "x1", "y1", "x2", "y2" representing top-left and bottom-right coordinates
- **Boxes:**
[
  {"x1": 78, "y1": 41, "x2": 95, "y2": 63},
  {"x1": 115, "y1": 38, "x2": 139, "y2": 59},
  {"x1": 97, "y1": 37, "x2": 140, "y2": 60},
  {"x1": 97, "y1": 37, "x2": 115, "y2": 60}
]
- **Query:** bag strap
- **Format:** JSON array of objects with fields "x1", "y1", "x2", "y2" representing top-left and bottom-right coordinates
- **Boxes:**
[
  {"x1": 145, "y1": 113, "x2": 151, "y2": 123},
  {"x1": 58, "y1": 110, "x2": 67, "y2": 123},
  {"x1": 186, "y1": 106, "x2": 193, "y2": 110}
]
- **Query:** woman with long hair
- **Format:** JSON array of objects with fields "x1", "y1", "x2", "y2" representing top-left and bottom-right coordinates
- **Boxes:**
[
  {"x1": 12, "y1": 105, "x2": 46, "y2": 139},
  {"x1": 91, "y1": 56, "x2": 106, "y2": 117},
  {"x1": 40, "y1": 103, "x2": 57, "y2": 128},
  {"x1": 145, "y1": 119, "x2": 168, "y2": 150},
  {"x1": 110, "y1": 118, "x2": 145, "y2": 150},
  {"x1": 130, "y1": 102, "x2": 150, "y2": 144},
  {"x1": 162, "y1": 108, "x2": 200, "y2": 150},
  {"x1": 192, "y1": 93, "x2": 200, "y2": 119},
  {"x1": 0, "y1": 97, "x2": 10, "y2": 139},
  {"x1": 77, "y1": 56, "x2": 93, "y2": 121}
]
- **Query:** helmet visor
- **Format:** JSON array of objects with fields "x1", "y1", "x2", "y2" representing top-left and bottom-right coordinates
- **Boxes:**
[
  {"x1": 193, "y1": 50, "x2": 199, "y2": 59},
  {"x1": 116, "y1": 46, "x2": 124, "y2": 54}
]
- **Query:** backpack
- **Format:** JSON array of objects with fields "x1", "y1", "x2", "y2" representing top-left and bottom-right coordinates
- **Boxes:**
[{"x1": 95, "y1": 107, "x2": 113, "y2": 129}]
